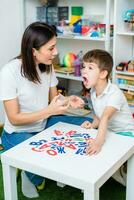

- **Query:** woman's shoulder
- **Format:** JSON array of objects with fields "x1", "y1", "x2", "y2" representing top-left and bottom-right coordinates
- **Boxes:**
[{"x1": 0, "y1": 58, "x2": 21, "y2": 74}]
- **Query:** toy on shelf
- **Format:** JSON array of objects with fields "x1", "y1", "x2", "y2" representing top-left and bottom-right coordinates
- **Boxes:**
[
  {"x1": 116, "y1": 62, "x2": 128, "y2": 71},
  {"x1": 53, "y1": 54, "x2": 73, "y2": 74},
  {"x1": 58, "y1": 7, "x2": 69, "y2": 22},
  {"x1": 128, "y1": 60, "x2": 134, "y2": 72},
  {"x1": 63, "y1": 51, "x2": 83, "y2": 76},
  {"x1": 69, "y1": 7, "x2": 83, "y2": 35},
  {"x1": 54, "y1": 53, "x2": 77, "y2": 74},
  {"x1": 53, "y1": 52, "x2": 83, "y2": 76},
  {"x1": 116, "y1": 60, "x2": 134, "y2": 72},
  {"x1": 63, "y1": 53, "x2": 77, "y2": 68},
  {"x1": 36, "y1": 4, "x2": 69, "y2": 26},
  {"x1": 116, "y1": 74, "x2": 134, "y2": 92},
  {"x1": 123, "y1": 90, "x2": 134, "y2": 118},
  {"x1": 73, "y1": 51, "x2": 83, "y2": 77},
  {"x1": 39, "y1": 0, "x2": 58, "y2": 6},
  {"x1": 70, "y1": 7, "x2": 83, "y2": 26},
  {"x1": 79, "y1": 15, "x2": 114, "y2": 38},
  {"x1": 73, "y1": 19, "x2": 82, "y2": 34},
  {"x1": 123, "y1": 9, "x2": 134, "y2": 31}
]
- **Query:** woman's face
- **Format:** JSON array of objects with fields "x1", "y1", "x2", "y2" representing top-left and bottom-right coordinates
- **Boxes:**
[{"x1": 33, "y1": 36, "x2": 58, "y2": 65}]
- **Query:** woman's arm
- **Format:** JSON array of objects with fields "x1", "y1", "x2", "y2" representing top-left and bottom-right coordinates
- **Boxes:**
[
  {"x1": 4, "y1": 95, "x2": 69, "y2": 126},
  {"x1": 49, "y1": 86, "x2": 85, "y2": 108},
  {"x1": 49, "y1": 86, "x2": 59, "y2": 101},
  {"x1": 3, "y1": 98, "x2": 50, "y2": 126}
]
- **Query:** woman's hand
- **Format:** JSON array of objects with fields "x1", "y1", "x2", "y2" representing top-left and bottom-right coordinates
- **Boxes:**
[
  {"x1": 69, "y1": 95, "x2": 85, "y2": 108},
  {"x1": 81, "y1": 121, "x2": 92, "y2": 129},
  {"x1": 48, "y1": 94, "x2": 70, "y2": 115}
]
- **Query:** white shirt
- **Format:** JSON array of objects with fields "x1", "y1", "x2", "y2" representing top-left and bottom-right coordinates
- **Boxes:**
[
  {"x1": 90, "y1": 80, "x2": 134, "y2": 133},
  {"x1": 0, "y1": 59, "x2": 58, "y2": 133}
]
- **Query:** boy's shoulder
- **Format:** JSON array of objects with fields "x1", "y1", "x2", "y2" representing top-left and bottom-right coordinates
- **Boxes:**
[
  {"x1": 108, "y1": 82, "x2": 123, "y2": 94},
  {"x1": 109, "y1": 82, "x2": 120, "y2": 91},
  {"x1": 106, "y1": 82, "x2": 126, "y2": 101}
]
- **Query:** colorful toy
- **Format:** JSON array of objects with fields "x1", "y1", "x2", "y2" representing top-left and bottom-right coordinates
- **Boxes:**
[
  {"x1": 116, "y1": 60, "x2": 134, "y2": 72},
  {"x1": 73, "y1": 19, "x2": 82, "y2": 34},
  {"x1": 29, "y1": 128, "x2": 92, "y2": 156},
  {"x1": 123, "y1": 9, "x2": 134, "y2": 31},
  {"x1": 123, "y1": 9, "x2": 134, "y2": 22},
  {"x1": 63, "y1": 53, "x2": 77, "y2": 68}
]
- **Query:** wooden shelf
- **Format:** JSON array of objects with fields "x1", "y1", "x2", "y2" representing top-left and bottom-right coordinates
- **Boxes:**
[
  {"x1": 116, "y1": 71, "x2": 134, "y2": 76},
  {"x1": 119, "y1": 85, "x2": 134, "y2": 92},
  {"x1": 57, "y1": 35, "x2": 109, "y2": 42},
  {"x1": 116, "y1": 32, "x2": 134, "y2": 36},
  {"x1": 116, "y1": 74, "x2": 134, "y2": 80},
  {"x1": 56, "y1": 72, "x2": 82, "y2": 81}
]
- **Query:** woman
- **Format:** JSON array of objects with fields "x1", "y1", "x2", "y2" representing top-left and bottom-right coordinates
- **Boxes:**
[{"x1": 0, "y1": 22, "x2": 92, "y2": 198}]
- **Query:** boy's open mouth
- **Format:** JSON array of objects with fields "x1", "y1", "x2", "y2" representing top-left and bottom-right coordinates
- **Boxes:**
[{"x1": 82, "y1": 76, "x2": 89, "y2": 85}]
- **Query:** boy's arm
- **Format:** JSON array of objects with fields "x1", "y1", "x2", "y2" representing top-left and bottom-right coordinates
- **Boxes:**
[
  {"x1": 81, "y1": 114, "x2": 99, "y2": 129},
  {"x1": 87, "y1": 106, "x2": 117, "y2": 155},
  {"x1": 57, "y1": 94, "x2": 85, "y2": 108},
  {"x1": 92, "y1": 115, "x2": 100, "y2": 128}
]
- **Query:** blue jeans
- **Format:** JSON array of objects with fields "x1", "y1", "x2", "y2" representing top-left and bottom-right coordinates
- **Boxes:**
[{"x1": 2, "y1": 115, "x2": 92, "y2": 186}]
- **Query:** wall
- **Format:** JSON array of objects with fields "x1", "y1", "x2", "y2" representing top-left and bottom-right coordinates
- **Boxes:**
[{"x1": 0, "y1": 0, "x2": 24, "y2": 122}]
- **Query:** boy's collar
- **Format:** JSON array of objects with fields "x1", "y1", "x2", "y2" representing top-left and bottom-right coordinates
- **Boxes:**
[{"x1": 91, "y1": 79, "x2": 111, "y2": 98}]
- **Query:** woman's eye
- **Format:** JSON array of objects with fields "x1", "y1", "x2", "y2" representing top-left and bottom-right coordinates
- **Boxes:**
[{"x1": 49, "y1": 48, "x2": 54, "y2": 51}]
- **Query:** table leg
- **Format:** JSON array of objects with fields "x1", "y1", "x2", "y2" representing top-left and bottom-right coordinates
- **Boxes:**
[
  {"x1": 126, "y1": 154, "x2": 134, "y2": 200},
  {"x1": 84, "y1": 186, "x2": 99, "y2": 200},
  {"x1": 57, "y1": 181, "x2": 66, "y2": 188},
  {"x1": 2, "y1": 164, "x2": 18, "y2": 200}
]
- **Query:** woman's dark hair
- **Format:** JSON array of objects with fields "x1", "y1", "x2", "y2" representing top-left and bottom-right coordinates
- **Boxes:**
[
  {"x1": 83, "y1": 49, "x2": 113, "y2": 80},
  {"x1": 17, "y1": 22, "x2": 56, "y2": 83}
]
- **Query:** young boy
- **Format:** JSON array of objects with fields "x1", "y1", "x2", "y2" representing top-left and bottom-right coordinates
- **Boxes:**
[{"x1": 81, "y1": 49, "x2": 134, "y2": 156}]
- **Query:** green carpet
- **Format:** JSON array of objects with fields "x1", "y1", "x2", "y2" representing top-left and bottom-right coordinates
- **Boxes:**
[{"x1": 0, "y1": 161, "x2": 126, "y2": 200}]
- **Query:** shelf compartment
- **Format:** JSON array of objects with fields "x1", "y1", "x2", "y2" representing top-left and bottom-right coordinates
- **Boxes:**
[
  {"x1": 57, "y1": 35, "x2": 113, "y2": 42},
  {"x1": 116, "y1": 74, "x2": 134, "y2": 80},
  {"x1": 118, "y1": 85, "x2": 134, "y2": 92},
  {"x1": 56, "y1": 72, "x2": 82, "y2": 81},
  {"x1": 116, "y1": 32, "x2": 134, "y2": 36},
  {"x1": 116, "y1": 71, "x2": 134, "y2": 76}
]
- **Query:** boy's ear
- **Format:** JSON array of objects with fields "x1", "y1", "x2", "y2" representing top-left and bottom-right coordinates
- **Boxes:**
[{"x1": 100, "y1": 70, "x2": 108, "y2": 79}]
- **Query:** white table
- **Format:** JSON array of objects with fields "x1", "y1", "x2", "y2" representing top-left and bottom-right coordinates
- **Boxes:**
[{"x1": 1, "y1": 122, "x2": 134, "y2": 200}]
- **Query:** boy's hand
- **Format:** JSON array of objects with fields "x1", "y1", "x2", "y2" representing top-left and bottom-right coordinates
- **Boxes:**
[
  {"x1": 69, "y1": 95, "x2": 85, "y2": 108},
  {"x1": 81, "y1": 121, "x2": 92, "y2": 129},
  {"x1": 86, "y1": 139, "x2": 103, "y2": 155}
]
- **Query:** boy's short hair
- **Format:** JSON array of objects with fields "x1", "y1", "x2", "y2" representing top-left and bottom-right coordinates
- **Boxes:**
[{"x1": 83, "y1": 49, "x2": 113, "y2": 79}]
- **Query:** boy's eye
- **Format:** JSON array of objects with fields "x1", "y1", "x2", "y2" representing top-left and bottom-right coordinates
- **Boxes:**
[
  {"x1": 88, "y1": 66, "x2": 92, "y2": 70},
  {"x1": 80, "y1": 64, "x2": 85, "y2": 69}
]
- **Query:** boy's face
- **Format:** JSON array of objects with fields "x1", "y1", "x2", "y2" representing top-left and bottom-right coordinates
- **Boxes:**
[{"x1": 81, "y1": 62, "x2": 102, "y2": 89}]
